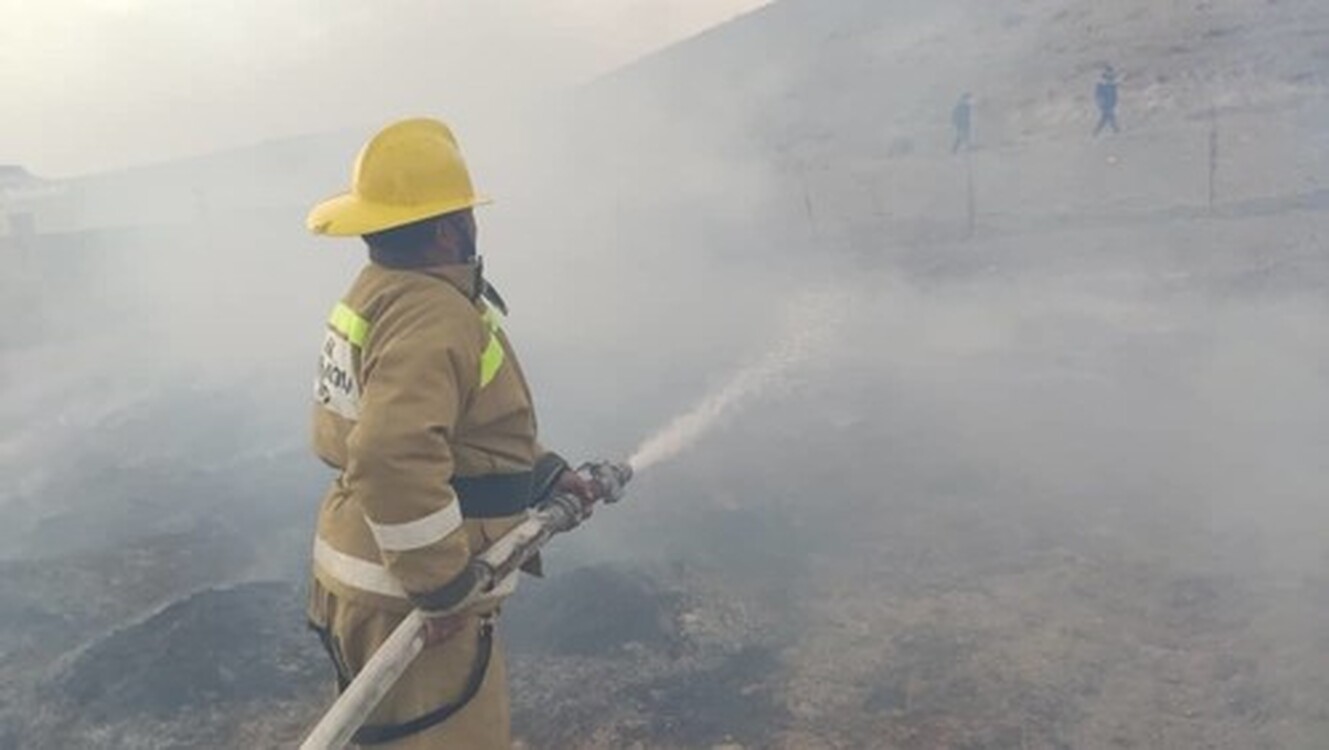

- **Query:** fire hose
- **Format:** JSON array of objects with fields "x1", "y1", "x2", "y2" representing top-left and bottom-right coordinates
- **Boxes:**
[{"x1": 299, "y1": 460, "x2": 634, "y2": 750}]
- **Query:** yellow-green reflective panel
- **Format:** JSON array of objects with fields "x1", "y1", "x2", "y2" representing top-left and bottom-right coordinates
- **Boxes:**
[
  {"x1": 329, "y1": 303, "x2": 370, "y2": 347},
  {"x1": 480, "y1": 335, "x2": 505, "y2": 387}
]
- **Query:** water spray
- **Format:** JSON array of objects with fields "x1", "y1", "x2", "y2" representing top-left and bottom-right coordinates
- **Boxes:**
[{"x1": 628, "y1": 288, "x2": 846, "y2": 474}]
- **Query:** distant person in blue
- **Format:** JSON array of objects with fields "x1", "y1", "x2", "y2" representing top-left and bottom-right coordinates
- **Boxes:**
[
  {"x1": 1094, "y1": 66, "x2": 1120, "y2": 136},
  {"x1": 952, "y1": 92, "x2": 973, "y2": 153}
]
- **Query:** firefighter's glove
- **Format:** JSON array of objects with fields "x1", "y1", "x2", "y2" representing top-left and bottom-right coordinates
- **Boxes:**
[
  {"x1": 553, "y1": 469, "x2": 598, "y2": 509},
  {"x1": 531, "y1": 452, "x2": 571, "y2": 505}
]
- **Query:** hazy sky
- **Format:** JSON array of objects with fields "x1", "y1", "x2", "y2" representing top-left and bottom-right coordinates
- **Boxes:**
[{"x1": 0, "y1": 0, "x2": 771, "y2": 176}]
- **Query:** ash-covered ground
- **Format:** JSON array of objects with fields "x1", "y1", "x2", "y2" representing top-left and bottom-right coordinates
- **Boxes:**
[
  {"x1": 7, "y1": 208, "x2": 1326, "y2": 749},
  {"x1": 499, "y1": 213, "x2": 1329, "y2": 749},
  {"x1": 2, "y1": 1, "x2": 1328, "y2": 748}
]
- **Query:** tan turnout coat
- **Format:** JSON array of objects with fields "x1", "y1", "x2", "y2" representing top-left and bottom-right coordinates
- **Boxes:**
[{"x1": 307, "y1": 260, "x2": 544, "y2": 748}]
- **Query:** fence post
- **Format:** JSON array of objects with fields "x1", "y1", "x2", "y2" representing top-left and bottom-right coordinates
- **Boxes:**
[
  {"x1": 798, "y1": 163, "x2": 818, "y2": 246},
  {"x1": 1208, "y1": 106, "x2": 1219, "y2": 213},
  {"x1": 964, "y1": 147, "x2": 976, "y2": 239}
]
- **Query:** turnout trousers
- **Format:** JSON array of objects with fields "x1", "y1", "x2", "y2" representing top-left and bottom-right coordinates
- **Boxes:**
[{"x1": 308, "y1": 579, "x2": 511, "y2": 749}]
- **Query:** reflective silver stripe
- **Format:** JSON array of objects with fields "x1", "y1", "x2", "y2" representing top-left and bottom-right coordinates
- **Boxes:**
[
  {"x1": 365, "y1": 503, "x2": 464, "y2": 552},
  {"x1": 313, "y1": 537, "x2": 407, "y2": 599}
]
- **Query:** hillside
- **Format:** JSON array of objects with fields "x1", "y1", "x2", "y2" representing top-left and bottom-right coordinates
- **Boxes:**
[{"x1": 2, "y1": 1, "x2": 1327, "y2": 748}]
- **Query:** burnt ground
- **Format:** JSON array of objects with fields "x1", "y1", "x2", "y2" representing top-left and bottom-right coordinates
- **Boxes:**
[
  {"x1": 1, "y1": 202, "x2": 1325, "y2": 749},
  {"x1": 498, "y1": 208, "x2": 1329, "y2": 748},
  {"x1": 5, "y1": 487, "x2": 1326, "y2": 750},
  {"x1": 2, "y1": 212, "x2": 1326, "y2": 749},
  {"x1": 11, "y1": 582, "x2": 327, "y2": 749},
  {"x1": 2, "y1": 0, "x2": 1328, "y2": 741},
  {"x1": 502, "y1": 380, "x2": 1329, "y2": 750}
]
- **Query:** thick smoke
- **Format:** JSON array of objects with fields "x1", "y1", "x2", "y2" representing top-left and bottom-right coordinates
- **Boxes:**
[{"x1": 3, "y1": 0, "x2": 1329, "y2": 747}]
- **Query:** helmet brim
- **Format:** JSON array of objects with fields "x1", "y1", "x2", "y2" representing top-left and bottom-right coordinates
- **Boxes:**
[{"x1": 307, "y1": 192, "x2": 493, "y2": 237}]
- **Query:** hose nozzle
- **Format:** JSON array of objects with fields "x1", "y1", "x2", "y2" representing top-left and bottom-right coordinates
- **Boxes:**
[{"x1": 582, "y1": 460, "x2": 633, "y2": 504}]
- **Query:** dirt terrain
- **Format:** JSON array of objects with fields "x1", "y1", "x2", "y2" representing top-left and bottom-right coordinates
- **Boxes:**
[
  {"x1": 500, "y1": 215, "x2": 1329, "y2": 749},
  {"x1": 1, "y1": 0, "x2": 1327, "y2": 748}
]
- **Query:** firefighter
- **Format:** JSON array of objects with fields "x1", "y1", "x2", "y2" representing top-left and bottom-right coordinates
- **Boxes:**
[
  {"x1": 304, "y1": 117, "x2": 598, "y2": 748},
  {"x1": 1094, "y1": 65, "x2": 1120, "y2": 136}
]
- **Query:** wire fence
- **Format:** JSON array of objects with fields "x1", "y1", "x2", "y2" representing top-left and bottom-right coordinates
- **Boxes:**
[{"x1": 782, "y1": 103, "x2": 1329, "y2": 248}]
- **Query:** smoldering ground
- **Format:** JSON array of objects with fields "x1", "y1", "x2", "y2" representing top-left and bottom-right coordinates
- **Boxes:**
[
  {"x1": 505, "y1": 217, "x2": 1329, "y2": 749},
  {"x1": 2, "y1": 0, "x2": 1329, "y2": 748}
]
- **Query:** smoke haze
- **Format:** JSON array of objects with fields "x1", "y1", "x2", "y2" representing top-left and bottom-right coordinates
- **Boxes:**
[
  {"x1": 2, "y1": 0, "x2": 1328, "y2": 747},
  {"x1": 0, "y1": 0, "x2": 772, "y2": 174}
]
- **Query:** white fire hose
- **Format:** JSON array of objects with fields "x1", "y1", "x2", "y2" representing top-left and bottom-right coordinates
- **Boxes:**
[{"x1": 300, "y1": 461, "x2": 632, "y2": 750}]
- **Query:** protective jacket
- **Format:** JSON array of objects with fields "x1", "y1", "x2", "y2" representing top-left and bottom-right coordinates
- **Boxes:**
[{"x1": 310, "y1": 260, "x2": 552, "y2": 615}]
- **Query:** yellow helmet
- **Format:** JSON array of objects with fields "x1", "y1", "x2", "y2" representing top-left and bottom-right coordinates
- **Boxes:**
[{"x1": 307, "y1": 117, "x2": 490, "y2": 237}]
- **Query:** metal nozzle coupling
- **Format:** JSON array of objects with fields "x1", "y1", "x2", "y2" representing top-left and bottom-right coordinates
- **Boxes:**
[{"x1": 582, "y1": 460, "x2": 633, "y2": 504}]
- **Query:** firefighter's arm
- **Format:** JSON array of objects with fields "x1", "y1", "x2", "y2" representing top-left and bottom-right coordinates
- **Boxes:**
[{"x1": 343, "y1": 313, "x2": 479, "y2": 612}]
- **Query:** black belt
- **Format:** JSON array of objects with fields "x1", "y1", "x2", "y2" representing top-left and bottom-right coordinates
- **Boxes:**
[{"x1": 452, "y1": 471, "x2": 533, "y2": 518}]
